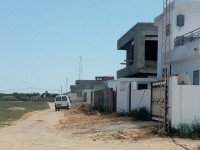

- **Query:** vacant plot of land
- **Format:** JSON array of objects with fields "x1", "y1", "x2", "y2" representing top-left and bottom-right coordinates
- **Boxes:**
[
  {"x1": 58, "y1": 108, "x2": 157, "y2": 141},
  {"x1": 0, "y1": 101, "x2": 49, "y2": 127}
]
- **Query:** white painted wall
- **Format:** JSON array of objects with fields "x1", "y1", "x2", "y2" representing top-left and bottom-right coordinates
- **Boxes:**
[
  {"x1": 116, "y1": 78, "x2": 157, "y2": 113},
  {"x1": 82, "y1": 89, "x2": 94, "y2": 105},
  {"x1": 155, "y1": 0, "x2": 200, "y2": 79},
  {"x1": 104, "y1": 80, "x2": 117, "y2": 91},
  {"x1": 171, "y1": 56, "x2": 200, "y2": 84},
  {"x1": 169, "y1": 39, "x2": 200, "y2": 64},
  {"x1": 165, "y1": 39, "x2": 200, "y2": 84},
  {"x1": 131, "y1": 89, "x2": 151, "y2": 110},
  {"x1": 116, "y1": 81, "x2": 129, "y2": 113},
  {"x1": 67, "y1": 93, "x2": 83, "y2": 101},
  {"x1": 168, "y1": 76, "x2": 200, "y2": 127}
]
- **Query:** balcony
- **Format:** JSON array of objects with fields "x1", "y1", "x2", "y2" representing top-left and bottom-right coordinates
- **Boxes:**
[
  {"x1": 165, "y1": 28, "x2": 200, "y2": 64},
  {"x1": 174, "y1": 28, "x2": 200, "y2": 48},
  {"x1": 167, "y1": 38, "x2": 200, "y2": 64}
]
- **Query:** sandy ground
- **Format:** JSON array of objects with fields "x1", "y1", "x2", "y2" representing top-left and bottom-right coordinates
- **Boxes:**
[{"x1": 0, "y1": 102, "x2": 199, "y2": 150}]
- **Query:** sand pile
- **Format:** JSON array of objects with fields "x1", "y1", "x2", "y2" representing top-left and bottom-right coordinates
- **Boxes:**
[{"x1": 78, "y1": 103, "x2": 93, "y2": 112}]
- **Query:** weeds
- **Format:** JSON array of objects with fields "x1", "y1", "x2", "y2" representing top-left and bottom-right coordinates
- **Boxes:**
[
  {"x1": 173, "y1": 118, "x2": 200, "y2": 139},
  {"x1": 129, "y1": 106, "x2": 150, "y2": 121},
  {"x1": 118, "y1": 106, "x2": 150, "y2": 120},
  {"x1": 0, "y1": 101, "x2": 49, "y2": 127}
]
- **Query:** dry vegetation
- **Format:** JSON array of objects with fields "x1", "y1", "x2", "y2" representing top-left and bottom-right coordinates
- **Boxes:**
[{"x1": 0, "y1": 101, "x2": 49, "y2": 127}]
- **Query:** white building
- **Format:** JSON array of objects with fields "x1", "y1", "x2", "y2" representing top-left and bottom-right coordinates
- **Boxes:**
[
  {"x1": 106, "y1": 78, "x2": 157, "y2": 113},
  {"x1": 155, "y1": 0, "x2": 200, "y2": 84},
  {"x1": 82, "y1": 89, "x2": 94, "y2": 105},
  {"x1": 168, "y1": 76, "x2": 200, "y2": 127},
  {"x1": 67, "y1": 92, "x2": 83, "y2": 101},
  {"x1": 152, "y1": 0, "x2": 200, "y2": 128}
]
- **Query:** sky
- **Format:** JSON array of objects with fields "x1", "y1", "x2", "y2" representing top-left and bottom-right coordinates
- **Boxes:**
[{"x1": 0, "y1": 0, "x2": 163, "y2": 94}]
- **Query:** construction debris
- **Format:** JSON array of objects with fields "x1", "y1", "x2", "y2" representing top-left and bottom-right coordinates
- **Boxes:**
[
  {"x1": 78, "y1": 102, "x2": 101, "y2": 116},
  {"x1": 58, "y1": 105, "x2": 155, "y2": 142},
  {"x1": 78, "y1": 103, "x2": 93, "y2": 112}
]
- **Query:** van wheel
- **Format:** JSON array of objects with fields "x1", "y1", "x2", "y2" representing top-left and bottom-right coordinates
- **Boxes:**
[
  {"x1": 58, "y1": 109, "x2": 60, "y2": 111},
  {"x1": 67, "y1": 105, "x2": 69, "y2": 109},
  {"x1": 55, "y1": 107, "x2": 57, "y2": 111}
]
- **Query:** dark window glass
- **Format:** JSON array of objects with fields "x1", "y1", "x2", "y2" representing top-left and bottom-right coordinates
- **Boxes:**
[
  {"x1": 56, "y1": 97, "x2": 61, "y2": 101},
  {"x1": 193, "y1": 70, "x2": 199, "y2": 85},
  {"x1": 138, "y1": 84, "x2": 148, "y2": 90},
  {"x1": 62, "y1": 96, "x2": 67, "y2": 101}
]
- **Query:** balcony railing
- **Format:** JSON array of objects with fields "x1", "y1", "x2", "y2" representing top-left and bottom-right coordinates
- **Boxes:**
[{"x1": 174, "y1": 28, "x2": 200, "y2": 48}]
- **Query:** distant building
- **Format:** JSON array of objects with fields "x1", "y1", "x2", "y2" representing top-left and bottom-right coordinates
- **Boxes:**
[{"x1": 70, "y1": 76, "x2": 114, "y2": 97}]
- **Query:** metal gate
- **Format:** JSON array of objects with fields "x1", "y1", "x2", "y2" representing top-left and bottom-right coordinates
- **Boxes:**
[{"x1": 151, "y1": 80, "x2": 169, "y2": 131}]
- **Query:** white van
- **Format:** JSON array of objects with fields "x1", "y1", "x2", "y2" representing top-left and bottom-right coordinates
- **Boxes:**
[{"x1": 55, "y1": 95, "x2": 71, "y2": 111}]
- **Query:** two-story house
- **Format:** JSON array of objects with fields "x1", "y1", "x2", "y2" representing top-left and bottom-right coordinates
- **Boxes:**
[
  {"x1": 109, "y1": 23, "x2": 158, "y2": 113},
  {"x1": 152, "y1": 0, "x2": 200, "y2": 128},
  {"x1": 155, "y1": 0, "x2": 200, "y2": 84},
  {"x1": 117, "y1": 23, "x2": 158, "y2": 78}
]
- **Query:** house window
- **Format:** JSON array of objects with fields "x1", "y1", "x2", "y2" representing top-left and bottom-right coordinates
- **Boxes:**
[
  {"x1": 193, "y1": 70, "x2": 199, "y2": 85},
  {"x1": 138, "y1": 84, "x2": 148, "y2": 90},
  {"x1": 145, "y1": 40, "x2": 158, "y2": 61}
]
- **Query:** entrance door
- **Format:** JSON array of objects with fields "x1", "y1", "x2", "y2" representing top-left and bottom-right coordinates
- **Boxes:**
[
  {"x1": 151, "y1": 80, "x2": 167, "y2": 121},
  {"x1": 128, "y1": 83, "x2": 131, "y2": 113}
]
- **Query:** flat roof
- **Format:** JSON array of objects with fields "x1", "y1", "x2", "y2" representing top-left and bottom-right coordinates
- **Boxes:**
[{"x1": 117, "y1": 23, "x2": 156, "y2": 50}]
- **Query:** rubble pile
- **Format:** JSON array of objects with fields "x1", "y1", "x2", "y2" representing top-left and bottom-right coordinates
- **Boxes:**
[
  {"x1": 78, "y1": 103, "x2": 101, "y2": 116},
  {"x1": 112, "y1": 129, "x2": 143, "y2": 140},
  {"x1": 78, "y1": 103, "x2": 93, "y2": 112}
]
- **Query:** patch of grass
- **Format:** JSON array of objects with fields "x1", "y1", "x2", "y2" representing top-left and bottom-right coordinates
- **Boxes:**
[
  {"x1": 128, "y1": 106, "x2": 150, "y2": 121},
  {"x1": 0, "y1": 101, "x2": 49, "y2": 127},
  {"x1": 172, "y1": 118, "x2": 200, "y2": 139},
  {"x1": 118, "y1": 112, "x2": 129, "y2": 117},
  {"x1": 117, "y1": 106, "x2": 150, "y2": 121},
  {"x1": 0, "y1": 97, "x2": 54, "y2": 102}
]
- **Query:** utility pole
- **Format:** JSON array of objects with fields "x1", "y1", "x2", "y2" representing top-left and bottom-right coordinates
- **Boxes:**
[
  {"x1": 79, "y1": 56, "x2": 82, "y2": 80},
  {"x1": 30, "y1": 87, "x2": 32, "y2": 101},
  {"x1": 66, "y1": 78, "x2": 68, "y2": 93},
  {"x1": 159, "y1": 0, "x2": 171, "y2": 134}
]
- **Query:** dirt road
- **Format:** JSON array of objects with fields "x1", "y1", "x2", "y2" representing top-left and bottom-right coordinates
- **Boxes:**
[{"x1": 0, "y1": 102, "x2": 199, "y2": 150}]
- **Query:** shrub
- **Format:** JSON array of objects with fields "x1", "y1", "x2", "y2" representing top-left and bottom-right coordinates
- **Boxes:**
[
  {"x1": 173, "y1": 118, "x2": 200, "y2": 139},
  {"x1": 129, "y1": 106, "x2": 150, "y2": 121}
]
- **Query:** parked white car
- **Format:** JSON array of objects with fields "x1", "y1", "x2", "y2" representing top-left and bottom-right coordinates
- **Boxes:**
[{"x1": 55, "y1": 95, "x2": 71, "y2": 111}]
